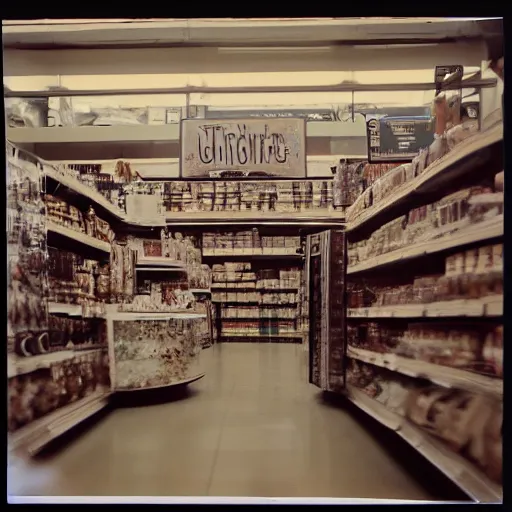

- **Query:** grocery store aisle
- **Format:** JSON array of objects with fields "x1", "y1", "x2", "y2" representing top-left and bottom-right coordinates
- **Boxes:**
[{"x1": 8, "y1": 343, "x2": 463, "y2": 499}]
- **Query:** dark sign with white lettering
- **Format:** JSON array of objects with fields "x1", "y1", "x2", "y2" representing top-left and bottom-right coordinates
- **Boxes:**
[
  {"x1": 366, "y1": 115, "x2": 435, "y2": 163},
  {"x1": 205, "y1": 107, "x2": 338, "y2": 122},
  {"x1": 180, "y1": 118, "x2": 307, "y2": 178}
]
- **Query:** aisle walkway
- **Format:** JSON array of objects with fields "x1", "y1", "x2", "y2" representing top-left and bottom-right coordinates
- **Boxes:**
[{"x1": 8, "y1": 344, "x2": 462, "y2": 499}]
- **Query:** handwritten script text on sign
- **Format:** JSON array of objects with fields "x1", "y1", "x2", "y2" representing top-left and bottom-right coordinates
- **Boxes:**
[
  {"x1": 181, "y1": 118, "x2": 306, "y2": 177},
  {"x1": 198, "y1": 124, "x2": 289, "y2": 166}
]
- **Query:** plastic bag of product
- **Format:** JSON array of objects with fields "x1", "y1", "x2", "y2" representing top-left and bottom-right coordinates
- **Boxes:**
[
  {"x1": 346, "y1": 192, "x2": 365, "y2": 223},
  {"x1": 426, "y1": 135, "x2": 449, "y2": 169},
  {"x1": 445, "y1": 120, "x2": 480, "y2": 151},
  {"x1": 495, "y1": 171, "x2": 504, "y2": 191},
  {"x1": 483, "y1": 327, "x2": 503, "y2": 377},
  {"x1": 375, "y1": 164, "x2": 406, "y2": 203},
  {"x1": 373, "y1": 173, "x2": 388, "y2": 204},
  {"x1": 412, "y1": 147, "x2": 429, "y2": 177},
  {"x1": 403, "y1": 162, "x2": 415, "y2": 183},
  {"x1": 404, "y1": 386, "x2": 450, "y2": 433},
  {"x1": 482, "y1": 405, "x2": 502, "y2": 483}
]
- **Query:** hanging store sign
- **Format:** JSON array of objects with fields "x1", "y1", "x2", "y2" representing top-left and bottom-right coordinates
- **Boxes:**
[
  {"x1": 180, "y1": 118, "x2": 307, "y2": 178},
  {"x1": 366, "y1": 115, "x2": 434, "y2": 163},
  {"x1": 205, "y1": 107, "x2": 339, "y2": 122}
]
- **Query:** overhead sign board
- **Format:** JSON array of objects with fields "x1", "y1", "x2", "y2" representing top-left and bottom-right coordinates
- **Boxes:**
[
  {"x1": 366, "y1": 115, "x2": 434, "y2": 163},
  {"x1": 180, "y1": 118, "x2": 307, "y2": 178},
  {"x1": 205, "y1": 107, "x2": 338, "y2": 122}
]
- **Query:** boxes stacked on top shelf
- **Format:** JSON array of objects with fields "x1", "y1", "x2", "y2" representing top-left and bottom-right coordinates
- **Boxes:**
[
  {"x1": 211, "y1": 262, "x2": 256, "y2": 285},
  {"x1": 256, "y1": 269, "x2": 301, "y2": 290},
  {"x1": 45, "y1": 98, "x2": 183, "y2": 127},
  {"x1": 162, "y1": 180, "x2": 334, "y2": 214},
  {"x1": 210, "y1": 260, "x2": 301, "y2": 340},
  {"x1": 203, "y1": 231, "x2": 301, "y2": 256},
  {"x1": 212, "y1": 289, "x2": 260, "y2": 303}
]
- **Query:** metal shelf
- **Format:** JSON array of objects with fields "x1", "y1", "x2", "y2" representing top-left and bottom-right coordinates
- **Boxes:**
[
  {"x1": 48, "y1": 302, "x2": 106, "y2": 318},
  {"x1": 204, "y1": 249, "x2": 302, "y2": 259},
  {"x1": 8, "y1": 348, "x2": 107, "y2": 379},
  {"x1": 347, "y1": 295, "x2": 503, "y2": 319},
  {"x1": 108, "y1": 311, "x2": 207, "y2": 321},
  {"x1": 345, "y1": 123, "x2": 503, "y2": 235},
  {"x1": 347, "y1": 346, "x2": 502, "y2": 398},
  {"x1": 347, "y1": 215, "x2": 503, "y2": 275},
  {"x1": 345, "y1": 385, "x2": 502, "y2": 503},
  {"x1": 8, "y1": 390, "x2": 111, "y2": 456},
  {"x1": 46, "y1": 221, "x2": 111, "y2": 253}
]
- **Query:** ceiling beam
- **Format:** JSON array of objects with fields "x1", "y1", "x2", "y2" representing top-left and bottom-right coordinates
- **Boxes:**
[
  {"x1": 4, "y1": 77, "x2": 497, "y2": 98},
  {"x1": 2, "y1": 18, "x2": 491, "y2": 50}
]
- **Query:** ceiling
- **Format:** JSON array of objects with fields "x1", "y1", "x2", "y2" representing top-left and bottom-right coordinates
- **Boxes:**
[{"x1": 1, "y1": 18, "x2": 502, "y2": 50}]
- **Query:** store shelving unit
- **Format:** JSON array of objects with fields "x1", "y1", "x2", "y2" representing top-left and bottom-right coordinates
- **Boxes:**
[
  {"x1": 136, "y1": 266, "x2": 186, "y2": 272},
  {"x1": 6, "y1": 143, "x2": 115, "y2": 458},
  {"x1": 347, "y1": 347, "x2": 502, "y2": 398},
  {"x1": 219, "y1": 333, "x2": 303, "y2": 341},
  {"x1": 165, "y1": 211, "x2": 346, "y2": 225},
  {"x1": 211, "y1": 283, "x2": 256, "y2": 289},
  {"x1": 346, "y1": 386, "x2": 502, "y2": 503},
  {"x1": 44, "y1": 166, "x2": 129, "y2": 223},
  {"x1": 47, "y1": 302, "x2": 83, "y2": 316},
  {"x1": 347, "y1": 215, "x2": 503, "y2": 275},
  {"x1": 347, "y1": 295, "x2": 503, "y2": 318},
  {"x1": 42, "y1": 163, "x2": 346, "y2": 228},
  {"x1": 342, "y1": 120, "x2": 504, "y2": 502},
  {"x1": 7, "y1": 142, "x2": 215, "y2": 457},
  {"x1": 7, "y1": 349, "x2": 107, "y2": 379},
  {"x1": 135, "y1": 256, "x2": 185, "y2": 268},
  {"x1": 47, "y1": 220, "x2": 111, "y2": 253},
  {"x1": 107, "y1": 311, "x2": 207, "y2": 321},
  {"x1": 9, "y1": 391, "x2": 111, "y2": 456},
  {"x1": 48, "y1": 301, "x2": 107, "y2": 319},
  {"x1": 203, "y1": 249, "x2": 302, "y2": 258},
  {"x1": 346, "y1": 123, "x2": 503, "y2": 234}
]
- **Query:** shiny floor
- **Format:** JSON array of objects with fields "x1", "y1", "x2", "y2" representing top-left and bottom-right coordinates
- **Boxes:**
[{"x1": 8, "y1": 343, "x2": 467, "y2": 500}]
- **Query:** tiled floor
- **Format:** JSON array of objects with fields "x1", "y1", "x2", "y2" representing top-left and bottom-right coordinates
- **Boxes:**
[{"x1": 8, "y1": 343, "x2": 467, "y2": 500}]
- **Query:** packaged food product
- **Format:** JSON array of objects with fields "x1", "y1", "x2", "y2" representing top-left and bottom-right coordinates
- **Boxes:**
[
  {"x1": 495, "y1": 171, "x2": 504, "y2": 192},
  {"x1": 445, "y1": 120, "x2": 479, "y2": 150},
  {"x1": 426, "y1": 136, "x2": 449, "y2": 168}
]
